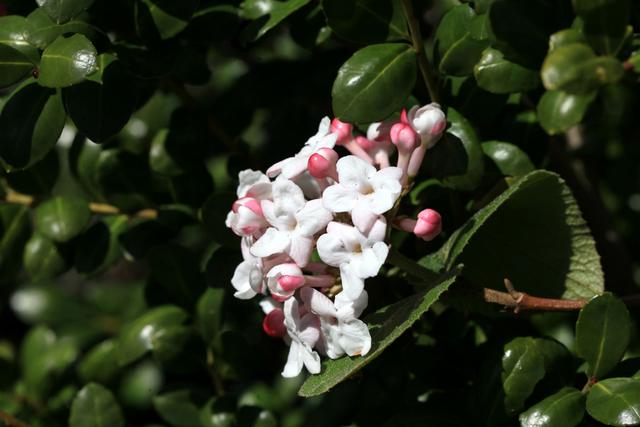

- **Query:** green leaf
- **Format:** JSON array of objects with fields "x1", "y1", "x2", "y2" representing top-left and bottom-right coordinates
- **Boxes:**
[
  {"x1": 240, "y1": 0, "x2": 311, "y2": 41},
  {"x1": 332, "y1": 43, "x2": 416, "y2": 123},
  {"x1": 63, "y1": 55, "x2": 137, "y2": 142},
  {"x1": 298, "y1": 268, "x2": 460, "y2": 397},
  {"x1": 200, "y1": 397, "x2": 236, "y2": 427},
  {"x1": 586, "y1": 378, "x2": 640, "y2": 426},
  {"x1": 481, "y1": 140, "x2": 534, "y2": 177},
  {"x1": 473, "y1": 47, "x2": 539, "y2": 94},
  {"x1": 576, "y1": 293, "x2": 630, "y2": 379},
  {"x1": 322, "y1": 0, "x2": 408, "y2": 43},
  {"x1": 147, "y1": 244, "x2": 205, "y2": 309},
  {"x1": 153, "y1": 389, "x2": 201, "y2": 427},
  {"x1": 196, "y1": 288, "x2": 225, "y2": 347},
  {"x1": 25, "y1": 8, "x2": 106, "y2": 50},
  {"x1": 0, "y1": 205, "x2": 31, "y2": 281},
  {"x1": 519, "y1": 387, "x2": 586, "y2": 427},
  {"x1": 0, "y1": 44, "x2": 34, "y2": 88},
  {"x1": 537, "y1": 90, "x2": 596, "y2": 134},
  {"x1": 69, "y1": 382, "x2": 124, "y2": 427},
  {"x1": 502, "y1": 337, "x2": 544, "y2": 414},
  {"x1": 35, "y1": 196, "x2": 91, "y2": 242},
  {"x1": 573, "y1": 0, "x2": 630, "y2": 55},
  {"x1": 117, "y1": 305, "x2": 188, "y2": 366},
  {"x1": 424, "y1": 108, "x2": 484, "y2": 191},
  {"x1": 74, "y1": 215, "x2": 128, "y2": 274},
  {"x1": 0, "y1": 81, "x2": 66, "y2": 169},
  {"x1": 10, "y1": 285, "x2": 93, "y2": 326},
  {"x1": 135, "y1": 0, "x2": 200, "y2": 41},
  {"x1": 38, "y1": 34, "x2": 97, "y2": 88},
  {"x1": 149, "y1": 128, "x2": 184, "y2": 176},
  {"x1": 421, "y1": 170, "x2": 604, "y2": 299},
  {"x1": 0, "y1": 16, "x2": 40, "y2": 61},
  {"x1": 549, "y1": 29, "x2": 587, "y2": 52},
  {"x1": 77, "y1": 339, "x2": 121, "y2": 384},
  {"x1": 5, "y1": 149, "x2": 60, "y2": 195},
  {"x1": 36, "y1": 0, "x2": 95, "y2": 24},
  {"x1": 434, "y1": 5, "x2": 487, "y2": 76},
  {"x1": 23, "y1": 232, "x2": 69, "y2": 279},
  {"x1": 541, "y1": 43, "x2": 624, "y2": 94}
]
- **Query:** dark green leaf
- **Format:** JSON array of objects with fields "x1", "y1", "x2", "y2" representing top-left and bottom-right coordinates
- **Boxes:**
[
  {"x1": 332, "y1": 43, "x2": 416, "y2": 123},
  {"x1": 481, "y1": 140, "x2": 534, "y2": 177},
  {"x1": 519, "y1": 387, "x2": 585, "y2": 427},
  {"x1": 135, "y1": 0, "x2": 200, "y2": 41},
  {"x1": 549, "y1": 29, "x2": 587, "y2": 52},
  {"x1": 35, "y1": 196, "x2": 91, "y2": 242},
  {"x1": 576, "y1": 293, "x2": 630, "y2": 378},
  {"x1": 74, "y1": 215, "x2": 128, "y2": 274},
  {"x1": 37, "y1": 0, "x2": 95, "y2": 24},
  {"x1": 434, "y1": 5, "x2": 487, "y2": 76},
  {"x1": 23, "y1": 232, "x2": 69, "y2": 279},
  {"x1": 69, "y1": 382, "x2": 125, "y2": 427},
  {"x1": 117, "y1": 305, "x2": 188, "y2": 366},
  {"x1": 237, "y1": 406, "x2": 277, "y2": 427},
  {"x1": 240, "y1": 0, "x2": 311, "y2": 41},
  {"x1": 196, "y1": 287, "x2": 225, "y2": 347},
  {"x1": 0, "y1": 205, "x2": 31, "y2": 281},
  {"x1": 0, "y1": 81, "x2": 66, "y2": 169},
  {"x1": 586, "y1": 378, "x2": 640, "y2": 426},
  {"x1": 25, "y1": 8, "x2": 106, "y2": 50},
  {"x1": 77, "y1": 339, "x2": 121, "y2": 384},
  {"x1": 473, "y1": 47, "x2": 539, "y2": 94},
  {"x1": 322, "y1": 0, "x2": 408, "y2": 43},
  {"x1": 147, "y1": 244, "x2": 205, "y2": 309},
  {"x1": 0, "y1": 44, "x2": 34, "y2": 88},
  {"x1": 5, "y1": 149, "x2": 60, "y2": 195},
  {"x1": 95, "y1": 149, "x2": 154, "y2": 211},
  {"x1": 153, "y1": 389, "x2": 201, "y2": 427},
  {"x1": 298, "y1": 268, "x2": 460, "y2": 397},
  {"x1": 0, "y1": 16, "x2": 40, "y2": 61},
  {"x1": 537, "y1": 90, "x2": 596, "y2": 134},
  {"x1": 421, "y1": 170, "x2": 604, "y2": 299},
  {"x1": 201, "y1": 192, "x2": 238, "y2": 248},
  {"x1": 149, "y1": 129, "x2": 184, "y2": 176},
  {"x1": 502, "y1": 337, "x2": 546, "y2": 414},
  {"x1": 118, "y1": 360, "x2": 163, "y2": 409},
  {"x1": 200, "y1": 397, "x2": 236, "y2": 427},
  {"x1": 38, "y1": 34, "x2": 97, "y2": 88},
  {"x1": 573, "y1": 0, "x2": 630, "y2": 55}
]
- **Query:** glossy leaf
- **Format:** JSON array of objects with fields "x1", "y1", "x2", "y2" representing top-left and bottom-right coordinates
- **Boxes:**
[
  {"x1": 25, "y1": 8, "x2": 106, "y2": 50},
  {"x1": 153, "y1": 389, "x2": 201, "y2": 427},
  {"x1": 69, "y1": 383, "x2": 124, "y2": 427},
  {"x1": 586, "y1": 378, "x2": 640, "y2": 426},
  {"x1": 299, "y1": 268, "x2": 460, "y2": 397},
  {"x1": 537, "y1": 90, "x2": 596, "y2": 134},
  {"x1": 0, "y1": 81, "x2": 66, "y2": 169},
  {"x1": 474, "y1": 47, "x2": 539, "y2": 94},
  {"x1": 117, "y1": 305, "x2": 188, "y2": 366},
  {"x1": 434, "y1": 5, "x2": 487, "y2": 76},
  {"x1": 573, "y1": 0, "x2": 630, "y2": 55},
  {"x1": 481, "y1": 140, "x2": 534, "y2": 177},
  {"x1": 35, "y1": 196, "x2": 91, "y2": 242},
  {"x1": 240, "y1": 0, "x2": 311, "y2": 41},
  {"x1": 23, "y1": 232, "x2": 68, "y2": 279},
  {"x1": 421, "y1": 170, "x2": 604, "y2": 299},
  {"x1": 519, "y1": 387, "x2": 585, "y2": 427},
  {"x1": 0, "y1": 16, "x2": 40, "y2": 61},
  {"x1": 135, "y1": 0, "x2": 200, "y2": 41},
  {"x1": 322, "y1": 0, "x2": 408, "y2": 43},
  {"x1": 196, "y1": 287, "x2": 225, "y2": 347},
  {"x1": 36, "y1": 0, "x2": 95, "y2": 24},
  {"x1": 74, "y1": 215, "x2": 128, "y2": 274},
  {"x1": 502, "y1": 337, "x2": 546, "y2": 414},
  {"x1": 0, "y1": 44, "x2": 34, "y2": 88},
  {"x1": 38, "y1": 34, "x2": 98, "y2": 88},
  {"x1": 576, "y1": 293, "x2": 630, "y2": 378},
  {"x1": 332, "y1": 43, "x2": 416, "y2": 123}
]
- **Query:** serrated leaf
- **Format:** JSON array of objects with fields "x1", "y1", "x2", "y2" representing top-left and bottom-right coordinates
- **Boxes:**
[
  {"x1": 35, "y1": 196, "x2": 91, "y2": 242},
  {"x1": 482, "y1": 140, "x2": 534, "y2": 177},
  {"x1": 473, "y1": 47, "x2": 539, "y2": 94},
  {"x1": 38, "y1": 34, "x2": 97, "y2": 88},
  {"x1": 537, "y1": 90, "x2": 596, "y2": 134},
  {"x1": 298, "y1": 268, "x2": 460, "y2": 397},
  {"x1": 576, "y1": 293, "x2": 630, "y2": 379},
  {"x1": 69, "y1": 383, "x2": 124, "y2": 427},
  {"x1": 519, "y1": 387, "x2": 585, "y2": 427},
  {"x1": 586, "y1": 378, "x2": 640, "y2": 426},
  {"x1": 332, "y1": 43, "x2": 416, "y2": 123}
]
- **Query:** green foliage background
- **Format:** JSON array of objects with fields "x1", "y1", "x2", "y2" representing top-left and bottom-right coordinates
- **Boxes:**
[{"x1": 0, "y1": 0, "x2": 639, "y2": 425}]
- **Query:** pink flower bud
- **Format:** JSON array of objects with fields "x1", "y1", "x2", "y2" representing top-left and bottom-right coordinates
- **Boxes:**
[
  {"x1": 400, "y1": 109, "x2": 409, "y2": 124},
  {"x1": 414, "y1": 209, "x2": 442, "y2": 241},
  {"x1": 277, "y1": 274, "x2": 305, "y2": 292},
  {"x1": 354, "y1": 135, "x2": 376, "y2": 151},
  {"x1": 307, "y1": 148, "x2": 339, "y2": 180},
  {"x1": 232, "y1": 197, "x2": 263, "y2": 216},
  {"x1": 330, "y1": 118, "x2": 353, "y2": 145},
  {"x1": 262, "y1": 308, "x2": 286, "y2": 338},
  {"x1": 390, "y1": 122, "x2": 418, "y2": 154}
]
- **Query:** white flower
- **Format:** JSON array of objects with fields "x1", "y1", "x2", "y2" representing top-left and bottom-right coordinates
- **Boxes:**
[
  {"x1": 267, "y1": 117, "x2": 338, "y2": 179},
  {"x1": 316, "y1": 219, "x2": 388, "y2": 300},
  {"x1": 237, "y1": 169, "x2": 272, "y2": 199},
  {"x1": 265, "y1": 263, "x2": 304, "y2": 301},
  {"x1": 300, "y1": 287, "x2": 371, "y2": 358},
  {"x1": 225, "y1": 197, "x2": 268, "y2": 237},
  {"x1": 322, "y1": 156, "x2": 402, "y2": 233},
  {"x1": 231, "y1": 238, "x2": 264, "y2": 300},
  {"x1": 251, "y1": 179, "x2": 332, "y2": 267},
  {"x1": 407, "y1": 103, "x2": 446, "y2": 148},
  {"x1": 282, "y1": 297, "x2": 321, "y2": 377}
]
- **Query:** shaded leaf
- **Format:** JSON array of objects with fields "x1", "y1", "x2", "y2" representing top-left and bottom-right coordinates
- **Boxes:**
[
  {"x1": 77, "y1": 339, "x2": 121, "y2": 384},
  {"x1": 537, "y1": 90, "x2": 596, "y2": 134},
  {"x1": 153, "y1": 389, "x2": 201, "y2": 427},
  {"x1": 196, "y1": 287, "x2": 225, "y2": 347},
  {"x1": 573, "y1": 0, "x2": 630, "y2": 55},
  {"x1": 473, "y1": 47, "x2": 539, "y2": 94},
  {"x1": 69, "y1": 382, "x2": 125, "y2": 427},
  {"x1": 322, "y1": 0, "x2": 408, "y2": 43},
  {"x1": 482, "y1": 140, "x2": 534, "y2": 177},
  {"x1": 74, "y1": 215, "x2": 128, "y2": 274},
  {"x1": 0, "y1": 44, "x2": 34, "y2": 88},
  {"x1": 35, "y1": 196, "x2": 91, "y2": 242},
  {"x1": 0, "y1": 205, "x2": 31, "y2": 281},
  {"x1": 23, "y1": 232, "x2": 69, "y2": 279},
  {"x1": 240, "y1": 0, "x2": 311, "y2": 42},
  {"x1": 5, "y1": 149, "x2": 60, "y2": 195},
  {"x1": 135, "y1": 0, "x2": 200, "y2": 41},
  {"x1": 37, "y1": 0, "x2": 95, "y2": 24},
  {"x1": 25, "y1": 8, "x2": 106, "y2": 50}
]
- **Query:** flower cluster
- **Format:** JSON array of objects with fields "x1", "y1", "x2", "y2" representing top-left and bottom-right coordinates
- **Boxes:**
[{"x1": 225, "y1": 104, "x2": 447, "y2": 377}]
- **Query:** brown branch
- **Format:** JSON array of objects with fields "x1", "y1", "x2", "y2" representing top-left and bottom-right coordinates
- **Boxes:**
[{"x1": 0, "y1": 410, "x2": 30, "y2": 427}]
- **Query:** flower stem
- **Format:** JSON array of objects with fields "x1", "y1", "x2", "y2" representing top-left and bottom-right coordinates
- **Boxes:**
[{"x1": 400, "y1": 0, "x2": 440, "y2": 103}]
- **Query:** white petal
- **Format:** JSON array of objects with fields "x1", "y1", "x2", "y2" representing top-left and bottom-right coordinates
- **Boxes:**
[
  {"x1": 322, "y1": 184, "x2": 357, "y2": 213},
  {"x1": 237, "y1": 169, "x2": 270, "y2": 197},
  {"x1": 301, "y1": 346, "x2": 321, "y2": 374},
  {"x1": 338, "y1": 319, "x2": 371, "y2": 356},
  {"x1": 351, "y1": 200, "x2": 380, "y2": 234},
  {"x1": 317, "y1": 232, "x2": 353, "y2": 267},
  {"x1": 300, "y1": 288, "x2": 337, "y2": 318},
  {"x1": 335, "y1": 290, "x2": 368, "y2": 319},
  {"x1": 373, "y1": 165, "x2": 403, "y2": 183},
  {"x1": 353, "y1": 245, "x2": 386, "y2": 278},
  {"x1": 281, "y1": 341, "x2": 304, "y2": 378},
  {"x1": 366, "y1": 188, "x2": 397, "y2": 215},
  {"x1": 299, "y1": 313, "x2": 321, "y2": 347},
  {"x1": 296, "y1": 199, "x2": 333, "y2": 237},
  {"x1": 340, "y1": 263, "x2": 365, "y2": 301},
  {"x1": 288, "y1": 235, "x2": 314, "y2": 267},
  {"x1": 366, "y1": 217, "x2": 387, "y2": 242},
  {"x1": 336, "y1": 156, "x2": 376, "y2": 186},
  {"x1": 231, "y1": 261, "x2": 260, "y2": 300},
  {"x1": 283, "y1": 297, "x2": 300, "y2": 332},
  {"x1": 261, "y1": 200, "x2": 295, "y2": 231},
  {"x1": 250, "y1": 228, "x2": 290, "y2": 258},
  {"x1": 281, "y1": 155, "x2": 310, "y2": 179},
  {"x1": 327, "y1": 222, "x2": 362, "y2": 251},
  {"x1": 294, "y1": 172, "x2": 323, "y2": 200},
  {"x1": 272, "y1": 179, "x2": 306, "y2": 213},
  {"x1": 259, "y1": 298, "x2": 281, "y2": 314}
]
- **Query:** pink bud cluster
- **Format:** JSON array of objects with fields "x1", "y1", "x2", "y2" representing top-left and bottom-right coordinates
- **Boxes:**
[{"x1": 224, "y1": 104, "x2": 446, "y2": 377}]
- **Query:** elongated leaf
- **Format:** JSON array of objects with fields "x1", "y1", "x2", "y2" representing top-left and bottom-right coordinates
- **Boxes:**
[
  {"x1": 0, "y1": 44, "x2": 34, "y2": 88},
  {"x1": 573, "y1": 0, "x2": 630, "y2": 55},
  {"x1": 25, "y1": 8, "x2": 106, "y2": 50},
  {"x1": 474, "y1": 47, "x2": 539, "y2": 94},
  {"x1": 6, "y1": 149, "x2": 60, "y2": 195},
  {"x1": 35, "y1": 196, "x2": 91, "y2": 242},
  {"x1": 0, "y1": 16, "x2": 40, "y2": 61},
  {"x1": 196, "y1": 288, "x2": 225, "y2": 347},
  {"x1": 421, "y1": 170, "x2": 604, "y2": 299},
  {"x1": 39, "y1": 34, "x2": 97, "y2": 88},
  {"x1": 537, "y1": 90, "x2": 596, "y2": 134},
  {"x1": 586, "y1": 378, "x2": 640, "y2": 426},
  {"x1": 69, "y1": 383, "x2": 124, "y2": 427},
  {"x1": 332, "y1": 43, "x2": 416, "y2": 123},
  {"x1": 240, "y1": 0, "x2": 311, "y2": 41},
  {"x1": 0, "y1": 81, "x2": 66, "y2": 169},
  {"x1": 298, "y1": 268, "x2": 460, "y2": 397},
  {"x1": 519, "y1": 387, "x2": 585, "y2": 427},
  {"x1": 36, "y1": 0, "x2": 95, "y2": 24},
  {"x1": 322, "y1": 0, "x2": 408, "y2": 43},
  {"x1": 0, "y1": 205, "x2": 31, "y2": 281},
  {"x1": 434, "y1": 5, "x2": 487, "y2": 76},
  {"x1": 482, "y1": 140, "x2": 534, "y2": 177},
  {"x1": 576, "y1": 293, "x2": 630, "y2": 378},
  {"x1": 74, "y1": 215, "x2": 128, "y2": 274}
]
